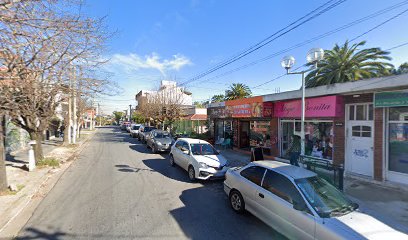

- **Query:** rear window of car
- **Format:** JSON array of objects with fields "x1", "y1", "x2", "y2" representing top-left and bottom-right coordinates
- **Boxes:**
[
  {"x1": 240, "y1": 166, "x2": 266, "y2": 186},
  {"x1": 144, "y1": 127, "x2": 156, "y2": 132},
  {"x1": 132, "y1": 126, "x2": 140, "y2": 130}
]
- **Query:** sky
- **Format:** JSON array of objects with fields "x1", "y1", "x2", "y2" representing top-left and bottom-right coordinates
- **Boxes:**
[{"x1": 82, "y1": 0, "x2": 408, "y2": 114}]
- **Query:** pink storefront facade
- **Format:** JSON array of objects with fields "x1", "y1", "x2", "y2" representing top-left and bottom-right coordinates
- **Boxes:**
[{"x1": 274, "y1": 96, "x2": 346, "y2": 165}]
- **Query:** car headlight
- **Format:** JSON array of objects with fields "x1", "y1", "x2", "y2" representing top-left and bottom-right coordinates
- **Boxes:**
[
  {"x1": 156, "y1": 141, "x2": 162, "y2": 145},
  {"x1": 199, "y1": 162, "x2": 208, "y2": 169}
]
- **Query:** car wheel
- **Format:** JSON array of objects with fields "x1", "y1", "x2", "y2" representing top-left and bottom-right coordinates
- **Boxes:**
[
  {"x1": 169, "y1": 155, "x2": 175, "y2": 167},
  {"x1": 229, "y1": 190, "x2": 245, "y2": 214},
  {"x1": 188, "y1": 166, "x2": 196, "y2": 182}
]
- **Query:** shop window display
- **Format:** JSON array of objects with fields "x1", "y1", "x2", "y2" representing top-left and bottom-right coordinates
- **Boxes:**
[
  {"x1": 388, "y1": 107, "x2": 408, "y2": 174},
  {"x1": 250, "y1": 121, "x2": 271, "y2": 148},
  {"x1": 282, "y1": 121, "x2": 334, "y2": 160}
]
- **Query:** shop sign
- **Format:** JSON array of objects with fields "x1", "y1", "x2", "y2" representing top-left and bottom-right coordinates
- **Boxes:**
[
  {"x1": 225, "y1": 96, "x2": 273, "y2": 118},
  {"x1": 263, "y1": 102, "x2": 274, "y2": 117},
  {"x1": 274, "y1": 96, "x2": 344, "y2": 118},
  {"x1": 374, "y1": 91, "x2": 408, "y2": 107},
  {"x1": 208, "y1": 107, "x2": 231, "y2": 118}
]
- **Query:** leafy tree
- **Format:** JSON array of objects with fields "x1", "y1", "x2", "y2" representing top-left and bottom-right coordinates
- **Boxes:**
[
  {"x1": 392, "y1": 62, "x2": 408, "y2": 75},
  {"x1": 305, "y1": 41, "x2": 393, "y2": 88},
  {"x1": 132, "y1": 112, "x2": 145, "y2": 123},
  {"x1": 112, "y1": 111, "x2": 124, "y2": 124},
  {"x1": 194, "y1": 100, "x2": 209, "y2": 108},
  {"x1": 225, "y1": 83, "x2": 252, "y2": 100},
  {"x1": 211, "y1": 94, "x2": 225, "y2": 103}
]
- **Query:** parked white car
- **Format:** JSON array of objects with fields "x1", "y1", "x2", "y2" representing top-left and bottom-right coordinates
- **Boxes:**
[
  {"x1": 169, "y1": 138, "x2": 228, "y2": 181},
  {"x1": 130, "y1": 124, "x2": 141, "y2": 138},
  {"x1": 224, "y1": 161, "x2": 407, "y2": 240}
]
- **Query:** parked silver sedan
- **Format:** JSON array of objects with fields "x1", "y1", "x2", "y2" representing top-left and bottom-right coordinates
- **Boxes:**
[
  {"x1": 224, "y1": 161, "x2": 407, "y2": 240},
  {"x1": 146, "y1": 130, "x2": 174, "y2": 153}
]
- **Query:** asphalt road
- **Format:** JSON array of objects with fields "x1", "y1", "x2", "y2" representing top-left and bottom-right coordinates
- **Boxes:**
[{"x1": 17, "y1": 127, "x2": 286, "y2": 240}]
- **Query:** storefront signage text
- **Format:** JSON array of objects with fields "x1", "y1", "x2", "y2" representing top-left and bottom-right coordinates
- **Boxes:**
[
  {"x1": 274, "y1": 96, "x2": 344, "y2": 118},
  {"x1": 374, "y1": 91, "x2": 408, "y2": 107}
]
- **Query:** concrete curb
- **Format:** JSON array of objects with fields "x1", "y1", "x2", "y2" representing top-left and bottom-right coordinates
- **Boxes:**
[{"x1": 0, "y1": 131, "x2": 96, "y2": 239}]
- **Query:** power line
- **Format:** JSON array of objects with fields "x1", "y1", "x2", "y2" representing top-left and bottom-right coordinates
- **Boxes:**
[
  {"x1": 187, "y1": 0, "x2": 408, "y2": 89},
  {"x1": 179, "y1": 0, "x2": 348, "y2": 86},
  {"x1": 386, "y1": 41, "x2": 408, "y2": 51}
]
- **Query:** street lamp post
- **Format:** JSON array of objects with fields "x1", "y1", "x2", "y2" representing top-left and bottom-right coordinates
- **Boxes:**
[{"x1": 281, "y1": 48, "x2": 324, "y2": 157}]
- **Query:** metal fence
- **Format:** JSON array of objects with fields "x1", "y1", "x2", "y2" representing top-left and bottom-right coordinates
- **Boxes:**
[{"x1": 299, "y1": 155, "x2": 344, "y2": 191}]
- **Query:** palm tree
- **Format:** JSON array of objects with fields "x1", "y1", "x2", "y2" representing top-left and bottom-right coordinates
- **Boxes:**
[
  {"x1": 225, "y1": 83, "x2": 252, "y2": 100},
  {"x1": 305, "y1": 41, "x2": 393, "y2": 88},
  {"x1": 211, "y1": 94, "x2": 225, "y2": 103}
]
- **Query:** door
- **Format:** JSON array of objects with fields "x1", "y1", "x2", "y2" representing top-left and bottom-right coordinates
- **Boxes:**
[
  {"x1": 259, "y1": 170, "x2": 315, "y2": 240},
  {"x1": 240, "y1": 121, "x2": 250, "y2": 148},
  {"x1": 346, "y1": 104, "x2": 374, "y2": 177},
  {"x1": 179, "y1": 142, "x2": 191, "y2": 170},
  {"x1": 173, "y1": 141, "x2": 184, "y2": 166},
  {"x1": 238, "y1": 166, "x2": 266, "y2": 214}
]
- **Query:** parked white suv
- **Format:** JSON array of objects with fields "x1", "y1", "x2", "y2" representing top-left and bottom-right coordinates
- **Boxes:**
[
  {"x1": 224, "y1": 161, "x2": 407, "y2": 240},
  {"x1": 130, "y1": 124, "x2": 141, "y2": 138},
  {"x1": 169, "y1": 138, "x2": 228, "y2": 181}
]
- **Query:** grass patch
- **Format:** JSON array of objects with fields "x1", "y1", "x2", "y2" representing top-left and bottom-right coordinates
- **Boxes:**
[
  {"x1": 0, "y1": 184, "x2": 25, "y2": 196},
  {"x1": 37, "y1": 157, "x2": 60, "y2": 168}
]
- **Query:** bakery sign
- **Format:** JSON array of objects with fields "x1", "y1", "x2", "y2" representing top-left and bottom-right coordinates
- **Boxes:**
[
  {"x1": 225, "y1": 97, "x2": 273, "y2": 118},
  {"x1": 274, "y1": 96, "x2": 344, "y2": 118}
]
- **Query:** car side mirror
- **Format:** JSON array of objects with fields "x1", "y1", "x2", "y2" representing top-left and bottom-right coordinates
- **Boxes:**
[{"x1": 293, "y1": 201, "x2": 308, "y2": 212}]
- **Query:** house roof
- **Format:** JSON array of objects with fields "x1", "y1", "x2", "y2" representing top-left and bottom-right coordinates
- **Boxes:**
[{"x1": 183, "y1": 114, "x2": 207, "y2": 120}]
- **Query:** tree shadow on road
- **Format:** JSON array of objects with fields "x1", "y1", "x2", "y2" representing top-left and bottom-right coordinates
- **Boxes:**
[
  {"x1": 169, "y1": 186, "x2": 287, "y2": 240},
  {"x1": 142, "y1": 158, "x2": 193, "y2": 183},
  {"x1": 16, "y1": 227, "x2": 71, "y2": 240},
  {"x1": 114, "y1": 164, "x2": 155, "y2": 173}
]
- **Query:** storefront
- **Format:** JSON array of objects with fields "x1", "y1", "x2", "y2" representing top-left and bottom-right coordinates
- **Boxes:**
[
  {"x1": 375, "y1": 90, "x2": 408, "y2": 184},
  {"x1": 275, "y1": 96, "x2": 344, "y2": 161},
  {"x1": 207, "y1": 104, "x2": 233, "y2": 141},
  {"x1": 225, "y1": 97, "x2": 274, "y2": 154}
]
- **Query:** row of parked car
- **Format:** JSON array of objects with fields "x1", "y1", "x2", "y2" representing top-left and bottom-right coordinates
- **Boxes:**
[{"x1": 119, "y1": 123, "x2": 402, "y2": 240}]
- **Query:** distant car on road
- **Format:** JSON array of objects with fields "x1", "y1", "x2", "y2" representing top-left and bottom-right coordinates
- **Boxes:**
[
  {"x1": 130, "y1": 124, "x2": 141, "y2": 138},
  {"x1": 120, "y1": 122, "x2": 130, "y2": 131},
  {"x1": 146, "y1": 130, "x2": 174, "y2": 153},
  {"x1": 169, "y1": 138, "x2": 228, "y2": 181},
  {"x1": 224, "y1": 161, "x2": 406, "y2": 240},
  {"x1": 138, "y1": 125, "x2": 157, "y2": 143}
]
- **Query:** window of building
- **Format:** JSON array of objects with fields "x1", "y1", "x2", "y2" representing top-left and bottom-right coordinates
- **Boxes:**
[
  {"x1": 349, "y1": 104, "x2": 373, "y2": 121},
  {"x1": 240, "y1": 166, "x2": 266, "y2": 186},
  {"x1": 281, "y1": 121, "x2": 334, "y2": 160},
  {"x1": 388, "y1": 107, "x2": 408, "y2": 174},
  {"x1": 351, "y1": 125, "x2": 372, "y2": 137},
  {"x1": 250, "y1": 121, "x2": 271, "y2": 148}
]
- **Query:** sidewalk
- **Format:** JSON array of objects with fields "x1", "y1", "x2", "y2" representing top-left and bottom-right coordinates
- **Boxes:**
[
  {"x1": 0, "y1": 131, "x2": 95, "y2": 239},
  {"x1": 219, "y1": 148, "x2": 408, "y2": 234}
]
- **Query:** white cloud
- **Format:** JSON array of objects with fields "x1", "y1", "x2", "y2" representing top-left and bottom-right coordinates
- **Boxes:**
[{"x1": 110, "y1": 52, "x2": 192, "y2": 75}]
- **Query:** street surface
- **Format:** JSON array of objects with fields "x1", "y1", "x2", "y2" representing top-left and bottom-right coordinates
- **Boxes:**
[{"x1": 17, "y1": 127, "x2": 285, "y2": 240}]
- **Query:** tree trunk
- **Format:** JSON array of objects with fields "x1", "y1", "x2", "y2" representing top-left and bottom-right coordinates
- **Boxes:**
[
  {"x1": 29, "y1": 131, "x2": 44, "y2": 162},
  {"x1": 0, "y1": 115, "x2": 8, "y2": 192}
]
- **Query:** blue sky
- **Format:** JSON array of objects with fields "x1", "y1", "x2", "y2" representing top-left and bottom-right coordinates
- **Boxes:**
[{"x1": 83, "y1": 0, "x2": 408, "y2": 113}]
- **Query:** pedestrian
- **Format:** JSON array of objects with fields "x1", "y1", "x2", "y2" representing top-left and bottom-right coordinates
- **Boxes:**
[
  {"x1": 59, "y1": 125, "x2": 65, "y2": 140},
  {"x1": 288, "y1": 134, "x2": 300, "y2": 166}
]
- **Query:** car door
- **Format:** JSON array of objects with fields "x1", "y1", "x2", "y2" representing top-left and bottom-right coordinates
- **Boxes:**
[
  {"x1": 259, "y1": 170, "x2": 315, "y2": 240},
  {"x1": 179, "y1": 142, "x2": 191, "y2": 170},
  {"x1": 238, "y1": 166, "x2": 267, "y2": 215},
  {"x1": 173, "y1": 141, "x2": 184, "y2": 165}
]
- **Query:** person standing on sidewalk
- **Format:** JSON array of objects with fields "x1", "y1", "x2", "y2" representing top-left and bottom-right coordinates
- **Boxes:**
[{"x1": 288, "y1": 135, "x2": 300, "y2": 166}]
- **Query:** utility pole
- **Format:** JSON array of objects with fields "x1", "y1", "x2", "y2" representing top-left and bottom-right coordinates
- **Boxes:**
[
  {"x1": 68, "y1": 74, "x2": 73, "y2": 144},
  {"x1": 90, "y1": 99, "x2": 94, "y2": 130},
  {"x1": 72, "y1": 65, "x2": 77, "y2": 144},
  {"x1": 98, "y1": 103, "x2": 101, "y2": 127},
  {"x1": 0, "y1": 115, "x2": 8, "y2": 192},
  {"x1": 129, "y1": 104, "x2": 132, "y2": 122}
]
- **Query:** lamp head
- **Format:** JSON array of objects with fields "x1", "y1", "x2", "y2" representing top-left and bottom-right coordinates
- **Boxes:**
[
  {"x1": 306, "y1": 48, "x2": 324, "y2": 64},
  {"x1": 281, "y1": 56, "x2": 295, "y2": 70}
]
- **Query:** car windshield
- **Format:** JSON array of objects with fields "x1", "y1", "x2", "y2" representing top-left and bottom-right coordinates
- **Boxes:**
[
  {"x1": 132, "y1": 126, "x2": 140, "y2": 130},
  {"x1": 190, "y1": 144, "x2": 218, "y2": 155},
  {"x1": 295, "y1": 176, "x2": 355, "y2": 218},
  {"x1": 144, "y1": 127, "x2": 156, "y2": 132},
  {"x1": 155, "y1": 132, "x2": 171, "y2": 138}
]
